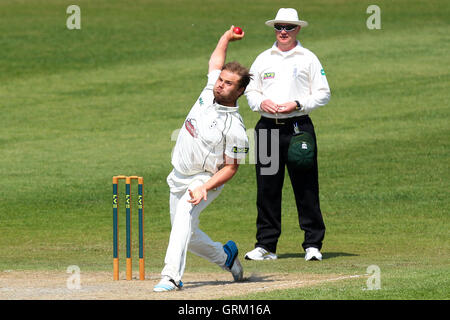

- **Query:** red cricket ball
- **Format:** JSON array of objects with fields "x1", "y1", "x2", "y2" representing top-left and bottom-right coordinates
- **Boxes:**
[{"x1": 233, "y1": 26, "x2": 243, "y2": 35}]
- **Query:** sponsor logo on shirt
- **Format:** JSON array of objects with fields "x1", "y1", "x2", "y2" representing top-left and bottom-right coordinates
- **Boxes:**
[
  {"x1": 263, "y1": 72, "x2": 275, "y2": 80},
  {"x1": 185, "y1": 118, "x2": 198, "y2": 138},
  {"x1": 232, "y1": 146, "x2": 249, "y2": 154}
]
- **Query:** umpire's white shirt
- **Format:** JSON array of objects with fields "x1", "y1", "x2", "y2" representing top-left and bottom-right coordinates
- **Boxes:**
[
  {"x1": 171, "y1": 69, "x2": 249, "y2": 182},
  {"x1": 245, "y1": 40, "x2": 331, "y2": 118}
]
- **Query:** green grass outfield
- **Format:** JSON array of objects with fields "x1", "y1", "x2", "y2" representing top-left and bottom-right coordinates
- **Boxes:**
[{"x1": 0, "y1": 0, "x2": 449, "y2": 299}]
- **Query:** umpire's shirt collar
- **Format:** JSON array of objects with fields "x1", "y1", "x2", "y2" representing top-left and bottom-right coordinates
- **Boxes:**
[{"x1": 271, "y1": 40, "x2": 304, "y2": 56}]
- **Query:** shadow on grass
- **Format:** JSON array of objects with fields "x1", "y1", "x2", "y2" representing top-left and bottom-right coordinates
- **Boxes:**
[
  {"x1": 185, "y1": 274, "x2": 275, "y2": 289},
  {"x1": 278, "y1": 252, "x2": 359, "y2": 260}
]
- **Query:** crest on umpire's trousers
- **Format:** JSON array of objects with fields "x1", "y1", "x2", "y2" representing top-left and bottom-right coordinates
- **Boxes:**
[{"x1": 287, "y1": 131, "x2": 315, "y2": 171}]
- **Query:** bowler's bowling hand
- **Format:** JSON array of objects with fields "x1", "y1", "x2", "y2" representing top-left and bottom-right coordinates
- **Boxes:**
[
  {"x1": 188, "y1": 186, "x2": 208, "y2": 205},
  {"x1": 228, "y1": 25, "x2": 245, "y2": 41}
]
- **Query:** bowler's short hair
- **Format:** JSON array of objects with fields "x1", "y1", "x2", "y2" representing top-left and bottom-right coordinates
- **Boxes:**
[{"x1": 222, "y1": 61, "x2": 253, "y2": 90}]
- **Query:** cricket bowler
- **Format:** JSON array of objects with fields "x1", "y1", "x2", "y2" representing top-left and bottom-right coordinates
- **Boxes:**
[{"x1": 154, "y1": 26, "x2": 251, "y2": 292}]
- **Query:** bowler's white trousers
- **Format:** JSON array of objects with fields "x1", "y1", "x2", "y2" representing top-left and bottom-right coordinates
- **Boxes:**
[{"x1": 161, "y1": 169, "x2": 228, "y2": 282}]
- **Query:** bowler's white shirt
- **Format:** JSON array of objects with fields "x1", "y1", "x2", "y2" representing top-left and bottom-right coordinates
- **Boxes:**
[
  {"x1": 245, "y1": 41, "x2": 331, "y2": 118},
  {"x1": 171, "y1": 69, "x2": 249, "y2": 177}
]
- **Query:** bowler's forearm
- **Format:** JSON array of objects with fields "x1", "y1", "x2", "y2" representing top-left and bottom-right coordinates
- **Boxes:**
[
  {"x1": 209, "y1": 33, "x2": 231, "y2": 72},
  {"x1": 204, "y1": 163, "x2": 239, "y2": 191}
]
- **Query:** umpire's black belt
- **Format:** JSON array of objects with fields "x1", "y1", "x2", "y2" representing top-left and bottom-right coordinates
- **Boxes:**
[{"x1": 260, "y1": 115, "x2": 310, "y2": 126}]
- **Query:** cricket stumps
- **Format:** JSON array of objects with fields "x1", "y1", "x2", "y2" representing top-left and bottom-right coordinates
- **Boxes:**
[{"x1": 113, "y1": 175, "x2": 144, "y2": 280}]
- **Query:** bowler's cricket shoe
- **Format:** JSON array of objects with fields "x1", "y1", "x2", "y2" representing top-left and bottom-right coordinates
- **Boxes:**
[
  {"x1": 153, "y1": 276, "x2": 183, "y2": 292},
  {"x1": 223, "y1": 240, "x2": 243, "y2": 281},
  {"x1": 244, "y1": 247, "x2": 277, "y2": 260},
  {"x1": 305, "y1": 247, "x2": 322, "y2": 261}
]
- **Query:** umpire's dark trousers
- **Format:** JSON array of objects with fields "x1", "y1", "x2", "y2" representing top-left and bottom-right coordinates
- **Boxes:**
[{"x1": 254, "y1": 115, "x2": 325, "y2": 253}]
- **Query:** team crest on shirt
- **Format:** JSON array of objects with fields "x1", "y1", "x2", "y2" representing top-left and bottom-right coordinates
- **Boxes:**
[
  {"x1": 185, "y1": 118, "x2": 198, "y2": 138},
  {"x1": 263, "y1": 72, "x2": 275, "y2": 80}
]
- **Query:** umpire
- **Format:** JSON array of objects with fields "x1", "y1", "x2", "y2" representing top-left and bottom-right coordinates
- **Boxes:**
[{"x1": 244, "y1": 8, "x2": 331, "y2": 261}]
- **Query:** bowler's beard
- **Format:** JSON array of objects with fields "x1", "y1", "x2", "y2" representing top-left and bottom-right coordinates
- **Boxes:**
[{"x1": 213, "y1": 90, "x2": 235, "y2": 107}]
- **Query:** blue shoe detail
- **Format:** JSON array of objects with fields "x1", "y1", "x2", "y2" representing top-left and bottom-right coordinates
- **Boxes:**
[
  {"x1": 153, "y1": 278, "x2": 183, "y2": 292},
  {"x1": 154, "y1": 283, "x2": 175, "y2": 291},
  {"x1": 223, "y1": 240, "x2": 238, "y2": 269}
]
